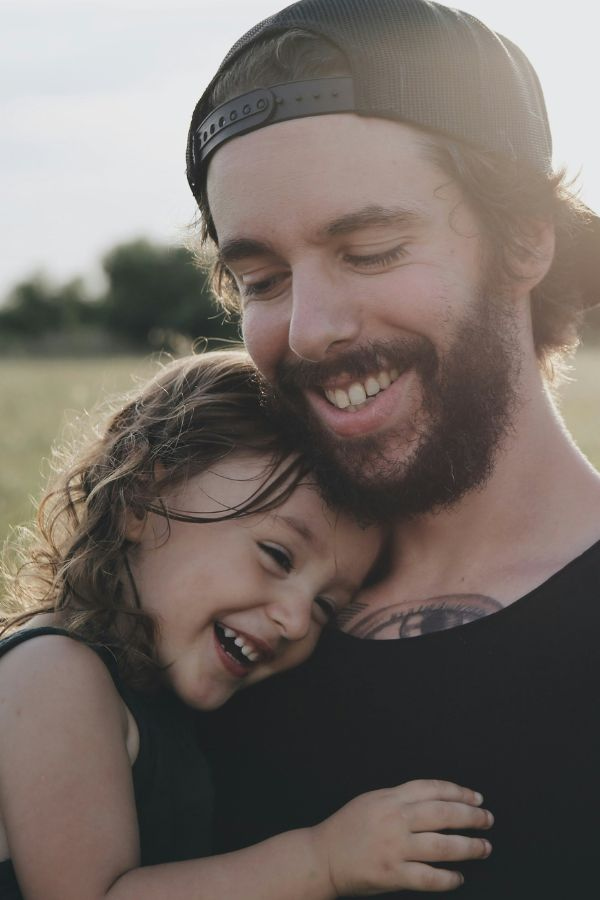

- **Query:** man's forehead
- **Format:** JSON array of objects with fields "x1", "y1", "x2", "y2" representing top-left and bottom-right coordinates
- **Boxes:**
[{"x1": 206, "y1": 114, "x2": 442, "y2": 242}]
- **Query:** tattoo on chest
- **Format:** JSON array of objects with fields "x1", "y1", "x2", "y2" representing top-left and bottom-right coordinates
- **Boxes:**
[
  {"x1": 340, "y1": 593, "x2": 504, "y2": 639},
  {"x1": 335, "y1": 600, "x2": 370, "y2": 629}
]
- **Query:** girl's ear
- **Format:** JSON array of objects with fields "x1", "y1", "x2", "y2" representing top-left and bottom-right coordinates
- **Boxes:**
[
  {"x1": 125, "y1": 462, "x2": 167, "y2": 542},
  {"x1": 124, "y1": 508, "x2": 147, "y2": 543}
]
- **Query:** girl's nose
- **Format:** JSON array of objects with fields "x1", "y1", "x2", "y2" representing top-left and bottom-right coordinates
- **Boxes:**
[{"x1": 266, "y1": 590, "x2": 314, "y2": 642}]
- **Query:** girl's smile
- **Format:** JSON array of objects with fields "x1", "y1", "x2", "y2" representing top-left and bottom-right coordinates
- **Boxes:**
[
  {"x1": 127, "y1": 452, "x2": 381, "y2": 710},
  {"x1": 213, "y1": 621, "x2": 275, "y2": 675}
]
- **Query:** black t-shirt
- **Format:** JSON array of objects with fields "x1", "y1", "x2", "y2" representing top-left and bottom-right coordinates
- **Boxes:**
[
  {"x1": 205, "y1": 540, "x2": 600, "y2": 899},
  {"x1": 0, "y1": 627, "x2": 214, "y2": 899}
]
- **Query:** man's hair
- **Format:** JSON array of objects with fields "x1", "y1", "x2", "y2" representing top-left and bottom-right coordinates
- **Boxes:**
[
  {"x1": 0, "y1": 350, "x2": 311, "y2": 688},
  {"x1": 197, "y1": 29, "x2": 590, "y2": 374}
]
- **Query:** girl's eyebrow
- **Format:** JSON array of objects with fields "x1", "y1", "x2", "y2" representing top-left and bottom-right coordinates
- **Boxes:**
[{"x1": 272, "y1": 513, "x2": 317, "y2": 548}]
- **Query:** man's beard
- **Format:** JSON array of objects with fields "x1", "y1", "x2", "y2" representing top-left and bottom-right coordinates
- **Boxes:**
[{"x1": 266, "y1": 286, "x2": 522, "y2": 522}]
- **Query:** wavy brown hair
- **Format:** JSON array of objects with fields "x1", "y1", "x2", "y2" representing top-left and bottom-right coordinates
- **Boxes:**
[
  {"x1": 193, "y1": 29, "x2": 590, "y2": 375},
  {"x1": 0, "y1": 350, "x2": 311, "y2": 689}
]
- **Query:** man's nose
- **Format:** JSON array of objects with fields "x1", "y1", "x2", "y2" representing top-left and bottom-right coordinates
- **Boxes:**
[
  {"x1": 288, "y1": 262, "x2": 361, "y2": 362},
  {"x1": 266, "y1": 589, "x2": 314, "y2": 642}
]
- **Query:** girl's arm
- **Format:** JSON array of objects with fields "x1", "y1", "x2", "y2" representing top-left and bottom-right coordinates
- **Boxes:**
[
  {"x1": 0, "y1": 637, "x2": 492, "y2": 900},
  {"x1": 109, "y1": 780, "x2": 492, "y2": 898}
]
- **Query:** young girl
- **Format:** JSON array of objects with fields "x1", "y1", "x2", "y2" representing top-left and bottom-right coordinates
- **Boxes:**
[{"x1": 0, "y1": 350, "x2": 492, "y2": 899}]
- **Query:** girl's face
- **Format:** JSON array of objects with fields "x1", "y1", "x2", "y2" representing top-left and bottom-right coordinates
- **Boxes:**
[{"x1": 127, "y1": 454, "x2": 382, "y2": 710}]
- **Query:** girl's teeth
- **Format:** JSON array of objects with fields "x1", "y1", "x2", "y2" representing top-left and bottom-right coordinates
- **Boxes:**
[
  {"x1": 390, "y1": 368, "x2": 399, "y2": 381},
  {"x1": 377, "y1": 370, "x2": 391, "y2": 389},
  {"x1": 365, "y1": 377, "x2": 381, "y2": 397},
  {"x1": 220, "y1": 624, "x2": 260, "y2": 662}
]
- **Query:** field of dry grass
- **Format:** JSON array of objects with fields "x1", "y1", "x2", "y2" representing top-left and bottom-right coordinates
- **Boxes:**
[{"x1": 0, "y1": 356, "x2": 158, "y2": 544}]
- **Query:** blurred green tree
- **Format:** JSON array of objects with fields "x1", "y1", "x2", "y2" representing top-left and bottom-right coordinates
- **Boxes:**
[
  {"x1": 100, "y1": 239, "x2": 239, "y2": 349},
  {"x1": 0, "y1": 275, "x2": 92, "y2": 336},
  {"x1": 0, "y1": 240, "x2": 240, "y2": 353}
]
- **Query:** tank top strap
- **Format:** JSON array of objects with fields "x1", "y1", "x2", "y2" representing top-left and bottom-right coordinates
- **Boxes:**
[{"x1": 0, "y1": 625, "x2": 122, "y2": 689}]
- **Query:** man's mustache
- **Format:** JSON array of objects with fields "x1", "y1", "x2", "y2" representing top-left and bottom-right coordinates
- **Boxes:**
[{"x1": 274, "y1": 337, "x2": 438, "y2": 394}]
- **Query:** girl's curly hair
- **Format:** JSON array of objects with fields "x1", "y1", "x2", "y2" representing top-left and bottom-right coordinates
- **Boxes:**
[{"x1": 1, "y1": 350, "x2": 311, "y2": 689}]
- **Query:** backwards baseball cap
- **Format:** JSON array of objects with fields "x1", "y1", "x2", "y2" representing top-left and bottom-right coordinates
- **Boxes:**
[{"x1": 186, "y1": 0, "x2": 600, "y2": 309}]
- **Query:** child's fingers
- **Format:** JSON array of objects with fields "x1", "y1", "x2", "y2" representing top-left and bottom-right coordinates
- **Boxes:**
[
  {"x1": 393, "y1": 779, "x2": 484, "y2": 806},
  {"x1": 409, "y1": 832, "x2": 492, "y2": 862},
  {"x1": 394, "y1": 861, "x2": 465, "y2": 893},
  {"x1": 406, "y1": 799, "x2": 494, "y2": 832}
]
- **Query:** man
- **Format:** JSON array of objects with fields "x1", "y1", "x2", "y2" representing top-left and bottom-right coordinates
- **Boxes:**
[{"x1": 186, "y1": 1, "x2": 600, "y2": 896}]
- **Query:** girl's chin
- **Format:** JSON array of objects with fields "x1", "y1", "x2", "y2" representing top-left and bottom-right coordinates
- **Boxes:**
[{"x1": 179, "y1": 680, "x2": 240, "y2": 712}]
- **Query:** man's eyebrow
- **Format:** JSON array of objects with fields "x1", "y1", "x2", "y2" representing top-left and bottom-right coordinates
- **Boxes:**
[
  {"x1": 216, "y1": 205, "x2": 425, "y2": 267},
  {"x1": 273, "y1": 513, "x2": 317, "y2": 548},
  {"x1": 217, "y1": 238, "x2": 277, "y2": 267},
  {"x1": 323, "y1": 204, "x2": 426, "y2": 237}
]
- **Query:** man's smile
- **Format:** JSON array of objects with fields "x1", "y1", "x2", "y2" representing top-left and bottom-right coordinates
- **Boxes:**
[
  {"x1": 322, "y1": 366, "x2": 401, "y2": 411},
  {"x1": 271, "y1": 338, "x2": 436, "y2": 440},
  {"x1": 306, "y1": 366, "x2": 421, "y2": 438}
]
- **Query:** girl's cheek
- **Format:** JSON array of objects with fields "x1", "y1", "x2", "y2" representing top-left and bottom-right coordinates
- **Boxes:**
[{"x1": 280, "y1": 630, "x2": 321, "y2": 670}]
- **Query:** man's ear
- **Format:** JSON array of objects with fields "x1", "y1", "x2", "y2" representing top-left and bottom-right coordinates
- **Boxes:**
[{"x1": 509, "y1": 219, "x2": 555, "y2": 291}]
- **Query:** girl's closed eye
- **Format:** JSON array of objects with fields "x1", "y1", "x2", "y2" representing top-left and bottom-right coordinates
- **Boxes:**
[
  {"x1": 259, "y1": 542, "x2": 294, "y2": 573},
  {"x1": 313, "y1": 596, "x2": 336, "y2": 626}
]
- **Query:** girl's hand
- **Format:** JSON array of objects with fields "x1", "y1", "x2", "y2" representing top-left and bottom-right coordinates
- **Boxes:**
[{"x1": 311, "y1": 779, "x2": 493, "y2": 895}]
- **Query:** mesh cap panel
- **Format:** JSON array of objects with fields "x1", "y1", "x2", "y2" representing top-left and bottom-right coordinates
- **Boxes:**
[{"x1": 188, "y1": 0, "x2": 551, "y2": 178}]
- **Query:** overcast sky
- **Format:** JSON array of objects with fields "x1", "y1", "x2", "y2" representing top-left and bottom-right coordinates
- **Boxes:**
[{"x1": 2, "y1": 0, "x2": 598, "y2": 300}]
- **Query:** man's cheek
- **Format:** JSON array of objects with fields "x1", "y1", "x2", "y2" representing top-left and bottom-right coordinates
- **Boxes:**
[{"x1": 242, "y1": 312, "x2": 286, "y2": 379}]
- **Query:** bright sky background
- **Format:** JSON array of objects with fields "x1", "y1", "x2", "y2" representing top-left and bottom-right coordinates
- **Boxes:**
[{"x1": 1, "y1": 0, "x2": 598, "y2": 301}]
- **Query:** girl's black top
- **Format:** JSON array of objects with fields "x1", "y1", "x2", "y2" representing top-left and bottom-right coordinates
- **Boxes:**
[
  {"x1": 205, "y1": 539, "x2": 600, "y2": 899},
  {"x1": 0, "y1": 627, "x2": 213, "y2": 900}
]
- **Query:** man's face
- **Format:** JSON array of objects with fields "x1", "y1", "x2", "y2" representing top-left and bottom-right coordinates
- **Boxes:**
[{"x1": 207, "y1": 115, "x2": 522, "y2": 518}]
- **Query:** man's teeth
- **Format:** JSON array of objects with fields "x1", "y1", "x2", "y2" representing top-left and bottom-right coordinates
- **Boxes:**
[
  {"x1": 365, "y1": 376, "x2": 381, "y2": 396},
  {"x1": 325, "y1": 369, "x2": 400, "y2": 411},
  {"x1": 348, "y1": 383, "x2": 366, "y2": 405}
]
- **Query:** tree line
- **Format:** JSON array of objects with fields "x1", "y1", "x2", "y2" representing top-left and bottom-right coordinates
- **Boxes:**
[
  {"x1": 0, "y1": 239, "x2": 239, "y2": 355},
  {"x1": 1, "y1": 237, "x2": 599, "y2": 353}
]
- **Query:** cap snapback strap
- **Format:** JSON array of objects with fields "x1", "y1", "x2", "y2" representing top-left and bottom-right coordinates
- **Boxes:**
[{"x1": 192, "y1": 76, "x2": 355, "y2": 170}]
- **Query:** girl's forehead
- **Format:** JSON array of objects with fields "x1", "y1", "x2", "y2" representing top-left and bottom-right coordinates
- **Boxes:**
[
  {"x1": 168, "y1": 452, "x2": 305, "y2": 513},
  {"x1": 165, "y1": 452, "x2": 382, "y2": 574}
]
